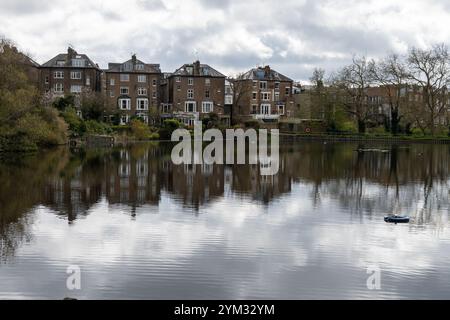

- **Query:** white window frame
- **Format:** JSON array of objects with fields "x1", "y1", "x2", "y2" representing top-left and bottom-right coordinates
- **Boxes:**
[
  {"x1": 120, "y1": 115, "x2": 130, "y2": 125},
  {"x1": 202, "y1": 102, "x2": 213, "y2": 113},
  {"x1": 120, "y1": 74, "x2": 130, "y2": 82},
  {"x1": 120, "y1": 87, "x2": 129, "y2": 95},
  {"x1": 152, "y1": 79, "x2": 157, "y2": 86},
  {"x1": 188, "y1": 78, "x2": 194, "y2": 85},
  {"x1": 260, "y1": 104, "x2": 271, "y2": 115},
  {"x1": 110, "y1": 78, "x2": 115, "y2": 86},
  {"x1": 136, "y1": 98, "x2": 149, "y2": 111},
  {"x1": 175, "y1": 76, "x2": 181, "y2": 82},
  {"x1": 205, "y1": 78, "x2": 211, "y2": 86},
  {"x1": 185, "y1": 101, "x2": 197, "y2": 112},
  {"x1": 137, "y1": 75, "x2": 147, "y2": 83},
  {"x1": 252, "y1": 92, "x2": 257, "y2": 100},
  {"x1": 275, "y1": 92, "x2": 280, "y2": 101},
  {"x1": 54, "y1": 83, "x2": 64, "y2": 93},
  {"x1": 261, "y1": 92, "x2": 270, "y2": 101},
  {"x1": 54, "y1": 71, "x2": 64, "y2": 79},
  {"x1": 285, "y1": 87, "x2": 290, "y2": 95},
  {"x1": 86, "y1": 77, "x2": 90, "y2": 86},
  {"x1": 72, "y1": 59, "x2": 85, "y2": 67},
  {"x1": 71, "y1": 71, "x2": 82, "y2": 80},
  {"x1": 136, "y1": 112, "x2": 149, "y2": 124},
  {"x1": 259, "y1": 81, "x2": 267, "y2": 90},
  {"x1": 118, "y1": 98, "x2": 131, "y2": 110},
  {"x1": 205, "y1": 89, "x2": 210, "y2": 99},
  {"x1": 278, "y1": 104, "x2": 285, "y2": 115},
  {"x1": 137, "y1": 87, "x2": 147, "y2": 96},
  {"x1": 135, "y1": 64, "x2": 144, "y2": 71},
  {"x1": 187, "y1": 89, "x2": 194, "y2": 99},
  {"x1": 70, "y1": 85, "x2": 82, "y2": 94}
]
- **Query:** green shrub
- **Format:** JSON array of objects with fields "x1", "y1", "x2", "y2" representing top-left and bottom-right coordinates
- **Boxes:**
[
  {"x1": 337, "y1": 121, "x2": 358, "y2": 133},
  {"x1": 84, "y1": 120, "x2": 113, "y2": 135},
  {"x1": 159, "y1": 119, "x2": 183, "y2": 140}
]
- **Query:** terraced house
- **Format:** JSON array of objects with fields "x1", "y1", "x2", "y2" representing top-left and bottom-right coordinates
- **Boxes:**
[
  {"x1": 163, "y1": 61, "x2": 228, "y2": 126},
  {"x1": 233, "y1": 65, "x2": 294, "y2": 123},
  {"x1": 40, "y1": 47, "x2": 102, "y2": 100},
  {"x1": 104, "y1": 55, "x2": 162, "y2": 125}
]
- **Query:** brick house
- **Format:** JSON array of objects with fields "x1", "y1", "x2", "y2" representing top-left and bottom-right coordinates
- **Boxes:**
[
  {"x1": 104, "y1": 55, "x2": 162, "y2": 125},
  {"x1": 164, "y1": 61, "x2": 228, "y2": 126},
  {"x1": 232, "y1": 65, "x2": 295, "y2": 123},
  {"x1": 40, "y1": 47, "x2": 102, "y2": 102}
]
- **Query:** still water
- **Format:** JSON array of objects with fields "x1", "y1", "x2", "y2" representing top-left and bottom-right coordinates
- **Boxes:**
[{"x1": 0, "y1": 141, "x2": 449, "y2": 299}]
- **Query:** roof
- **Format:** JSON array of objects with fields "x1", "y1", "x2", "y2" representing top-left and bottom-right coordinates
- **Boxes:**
[
  {"x1": 238, "y1": 66, "x2": 293, "y2": 82},
  {"x1": 106, "y1": 57, "x2": 161, "y2": 73},
  {"x1": 172, "y1": 61, "x2": 225, "y2": 77},
  {"x1": 41, "y1": 52, "x2": 99, "y2": 70}
]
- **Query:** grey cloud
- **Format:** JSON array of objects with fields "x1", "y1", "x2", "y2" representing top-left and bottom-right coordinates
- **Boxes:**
[
  {"x1": 0, "y1": 0, "x2": 50, "y2": 14},
  {"x1": 138, "y1": 0, "x2": 166, "y2": 11},
  {"x1": 197, "y1": 0, "x2": 231, "y2": 9}
]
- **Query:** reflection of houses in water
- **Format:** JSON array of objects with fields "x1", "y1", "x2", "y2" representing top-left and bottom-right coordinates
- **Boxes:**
[
  {"x1": 7, "y1": 142, "x2": 450, "y2": 225},
  {"x1": 42, "y1": 162, "x2": 103, "y2": 222},
  {"x1": 106, "y1": 148, "x2": 161, "y2": 207},
  {"x1": 169, "y1": 163, "x2": 225, "y2": 209}
]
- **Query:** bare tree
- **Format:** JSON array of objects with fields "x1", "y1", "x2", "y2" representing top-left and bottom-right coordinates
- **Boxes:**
[
  {"x1": 407, "y1": 44, "x2": 450, "y2": 135},
  {"x1": 369, "y1": 54, "x2": 410, "y2": 134},
  {"x1": 310, "y1": 68, "x2": 325, "y2": 88},
  {"x1": 228, "y1": 74, "x2": 253, "y2": 125},
  {"x1": 332, "y1": 56, "x2": 374, "y2": 133}
]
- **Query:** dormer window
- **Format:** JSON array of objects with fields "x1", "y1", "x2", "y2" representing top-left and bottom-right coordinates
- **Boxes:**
[
  {"x1": 135, "y1": 64, "x2": 144, "y2": 71},
  {"x1": 56, "y1": 60, "x2": 65, "y2": 66},
  {"x1": 124, "y1": 63, "x2": 133, "y2": 71},
  {"x1": 72, "y1": 59, "x2": 85, "y2": 67}
]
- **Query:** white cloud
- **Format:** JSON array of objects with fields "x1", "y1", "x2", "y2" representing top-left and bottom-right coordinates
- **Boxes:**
[{"x1": 1, "y1": 0, "x2": 449, "y2": 81}]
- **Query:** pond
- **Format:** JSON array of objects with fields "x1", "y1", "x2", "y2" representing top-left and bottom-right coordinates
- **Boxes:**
[{"x1": 0, "y1": 141, "x2": 449, "y2": 299}]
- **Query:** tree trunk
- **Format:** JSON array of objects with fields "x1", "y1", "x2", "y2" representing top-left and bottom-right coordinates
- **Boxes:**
[
  {"x1": 391, "y1": 109, "x2": 400, "y2": 135},
  {"x1": 358, "y1": 119, "x2": 366, "y2": 134}
]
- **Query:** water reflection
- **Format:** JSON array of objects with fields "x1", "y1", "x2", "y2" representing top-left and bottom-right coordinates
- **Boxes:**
[{"x1": 0, "y1": 142, "x2": 449, "y2": 298}]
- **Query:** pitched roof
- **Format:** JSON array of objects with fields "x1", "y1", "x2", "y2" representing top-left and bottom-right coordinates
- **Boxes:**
[
  {"x1": 172, "y1": 61, "x2": 225, "y2": 77},
  {"x1": 239, "y1": 66, "x2": 293, "y2": 82},
  {"x1": 106, "y1": 58, "x2": 161, "y2": 73},
  {"x1": 41, "y1": 51, "x2": 99, "y2": 69}
]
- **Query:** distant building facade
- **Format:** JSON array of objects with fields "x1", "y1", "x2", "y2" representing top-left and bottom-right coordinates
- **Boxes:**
[
  {"x1": 104, "y1": 55, "x2": 162, "y2": 125},
  {"x1": 39, "y1": 47, "x2": 102, "y2": 100},
  {"x1": 232, "y1": 65, "x2": 295, "y2": 123},
  {"x1": 164, "y1": 61, "x2": 229, "y2": 126}
]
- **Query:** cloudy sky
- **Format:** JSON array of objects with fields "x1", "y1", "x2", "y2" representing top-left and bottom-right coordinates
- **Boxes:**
[{"x1": 1, "y1": 0, "x2": 450, "y2": 81}]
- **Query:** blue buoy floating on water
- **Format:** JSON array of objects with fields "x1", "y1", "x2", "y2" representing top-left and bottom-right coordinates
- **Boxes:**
[{"x1": 384, "y1": 215, "x2": 410, "y2": 223}]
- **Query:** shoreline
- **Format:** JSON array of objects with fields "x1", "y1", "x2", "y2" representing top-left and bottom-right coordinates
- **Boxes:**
[{"x1": 279, "y1": 133, "x2": 450, "y2": 144}]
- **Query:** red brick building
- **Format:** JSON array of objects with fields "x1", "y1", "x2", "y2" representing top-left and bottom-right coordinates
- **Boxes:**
[
  {"x1": 104, "y1": 55, "x2": 162, "y2": 125},
  {"x1": 39, "y1": 47, "x2": 102, "y2": 100},
  {"x1": 233, "y1": 65, "x2": 295, "y2": 123},
  {"x1": 162, "y1": 61, "x2": 229, "y2": 126}
]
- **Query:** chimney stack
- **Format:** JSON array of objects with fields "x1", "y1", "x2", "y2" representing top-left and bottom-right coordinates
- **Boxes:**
[
  {"x1": 132, "y1": 54, "x2": 137, "y2": 65},
  {"x1": 264, "y1": 65, "x2": 271, "y2": 76},
  {"x1": 68, "y1": 47, "x2": 77, "y2": 59},
  {"x1": 194, "y1": 60, "x2": 200, "y2": 75}
]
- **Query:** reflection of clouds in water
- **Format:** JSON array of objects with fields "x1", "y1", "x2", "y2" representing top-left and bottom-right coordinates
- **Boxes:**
[{"x1": 2, "y1": 180, "x2": 449, "y2": 299}]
